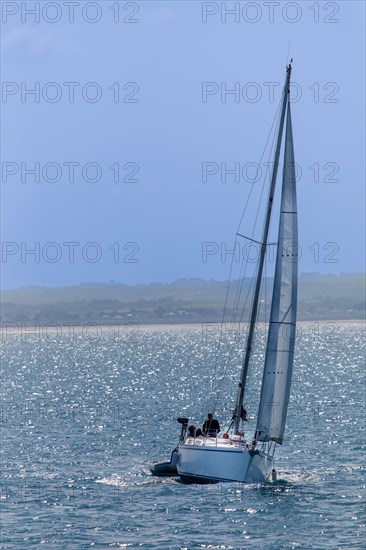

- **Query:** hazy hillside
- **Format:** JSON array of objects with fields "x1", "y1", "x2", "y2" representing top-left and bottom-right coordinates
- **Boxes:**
[{"x1": 1, "y1": 273, "x2": 365, "y2": 324}]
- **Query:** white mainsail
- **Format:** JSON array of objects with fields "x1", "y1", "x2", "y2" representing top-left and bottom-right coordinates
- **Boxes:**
[{"x1": 255, "y1": 98, "x2": 298, "y2": 445}]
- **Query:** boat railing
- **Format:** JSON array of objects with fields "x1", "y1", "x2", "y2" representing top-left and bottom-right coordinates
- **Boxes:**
[
  {"x1": 185, "y1": 432, "x2": 252, "y2": 449},
  {"x1": 185, "y1": 434, "x2": 220, "y2": 446}
]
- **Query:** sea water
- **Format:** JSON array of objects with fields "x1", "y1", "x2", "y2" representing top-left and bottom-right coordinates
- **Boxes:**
[{"x1": 1, "y1": 323, "x2": 365, "y2": 548}]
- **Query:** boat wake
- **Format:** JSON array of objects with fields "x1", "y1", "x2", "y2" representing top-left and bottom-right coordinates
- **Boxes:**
[{"x1": 96, "y1": 467, "x2": 178, "y2": 489}]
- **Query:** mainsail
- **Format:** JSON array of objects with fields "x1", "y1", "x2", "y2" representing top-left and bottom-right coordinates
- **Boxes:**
[{"x1": 255, "y1": 98, "x2": 298, "y2": 444}]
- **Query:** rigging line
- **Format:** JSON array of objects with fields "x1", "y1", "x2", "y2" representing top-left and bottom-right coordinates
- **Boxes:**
[
  {"x1": 210, "y1": 268, "x2": 259, "y2": 415},
  {"x1": 236, "y1": 233, "x2": 263, "y2": 245},
  {"x1": 204, "y1": 234, "x2": 241, "y2": 409},
  {"x1": 211, "y1": 93, "x2": 284, "y2": 415},
  {"x1": 205, "y1": 247, "x2": 242, "y2": 415},
  {"x1": 213, "y1": 274, "x2": 254, "y2": 387},
  {"x1": 227, "y1": 93, "x2": 284, "y2": 340},
  {"x1": 231, "y1": 255, "x2": 257, "y2": 330},
  {"x1": 270, "y1": 321, "x2": 295, "y2": 326},
  {"x1": 199, "y1": 222, "x2": 255, "y2": 412},
  {"x1": 230, "y1": 179, "x2": 267, "y2": 329},
  {"x1": 230, "y1": 99, "x2": 282, "y2": 331},
  {"x1": 206, "y1": 82, "x2": 285, "y2": 418},
  {"x1": 265, "y1": 88, "x2": 294, "y2": 276},
  {"x1": 212, "y1": 253, "x2": 262, "y2": 415},
  {"x1": 236, "y1": 261, "x2": 259, "y2": 331},
  {"x1": 236, "y1": 93, "x2": 282, "y2": 268},
  {"x1": 251, "y1": 96, "x2": 282, "y2": 241},
  {"x1": 211, "y1": 274, "x2": 257, "y2": 415},
  {"x1": 206, "y1": 132, "x2": 277, "y2": 411},
  {"x1": 230, "y1": 210, "x2": 265, "y2": 330},
  {"x1": 229, "y1": 244, "x2": 250, "y2": 329},
  {"x1": 250, "y1": 97, "x2": 283, "y2": 236},
  {"x1": 234, "y1": 96, "x2": 283, "y2": 236},
  {"x1": 231, "y1": 101, "x2": 283, "y2": 326}
]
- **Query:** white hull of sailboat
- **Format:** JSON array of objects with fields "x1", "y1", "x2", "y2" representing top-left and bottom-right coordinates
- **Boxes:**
[{"x1": 177, "y1": 441, "x2": 273, "y2": 483}]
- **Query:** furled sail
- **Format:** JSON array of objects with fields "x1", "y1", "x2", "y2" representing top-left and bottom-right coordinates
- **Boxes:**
[{"x1": 255, "y1": 98, "x2": 298, "y2": 445}]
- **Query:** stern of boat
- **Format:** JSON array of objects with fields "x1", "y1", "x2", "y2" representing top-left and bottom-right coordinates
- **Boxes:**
[{"x1": 177, "y1": 436, "x2": 272, "y2": 483}]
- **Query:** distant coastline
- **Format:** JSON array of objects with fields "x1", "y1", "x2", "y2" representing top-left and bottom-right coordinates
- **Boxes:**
[
  {"x1": 1, "y1": 274, "x2": 365, "y2": 325},
  {"x1": 1, "y1": 320, "x2": 364, "y2": 342}
]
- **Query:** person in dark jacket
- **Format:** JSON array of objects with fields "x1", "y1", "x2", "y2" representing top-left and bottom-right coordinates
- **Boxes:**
[{"x1": 202, "y1": 413, "x2": 220, "y2": 436}]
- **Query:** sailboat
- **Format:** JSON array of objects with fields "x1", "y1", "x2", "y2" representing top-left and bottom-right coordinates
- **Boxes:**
[{"x1": 151, "y1": 61, "x2": 298, "y2": 483}]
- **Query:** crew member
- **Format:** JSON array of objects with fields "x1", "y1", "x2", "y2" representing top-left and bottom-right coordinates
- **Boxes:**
[{"x1": 202, "y1": 413, "x2": 220, "y2": 436}]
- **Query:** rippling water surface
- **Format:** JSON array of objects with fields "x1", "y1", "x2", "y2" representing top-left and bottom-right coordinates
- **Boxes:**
[{"x1": 1, "y1": 323, "x2": 365, "y2": 548}]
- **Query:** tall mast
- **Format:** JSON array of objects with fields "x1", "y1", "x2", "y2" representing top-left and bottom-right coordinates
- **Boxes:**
[{"x1": 233, "y1": 63, "x2": 292, "y2": 433}]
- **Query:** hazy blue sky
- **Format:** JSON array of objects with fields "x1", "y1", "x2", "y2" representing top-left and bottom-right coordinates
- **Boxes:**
[{"x1": 1, "y1": 0, "x2": 365, "y2": 288}]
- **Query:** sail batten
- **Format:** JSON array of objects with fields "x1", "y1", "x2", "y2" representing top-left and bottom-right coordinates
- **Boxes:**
[{"x1": 255, "y1": 97, "x2": 298, "y2": 445}]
